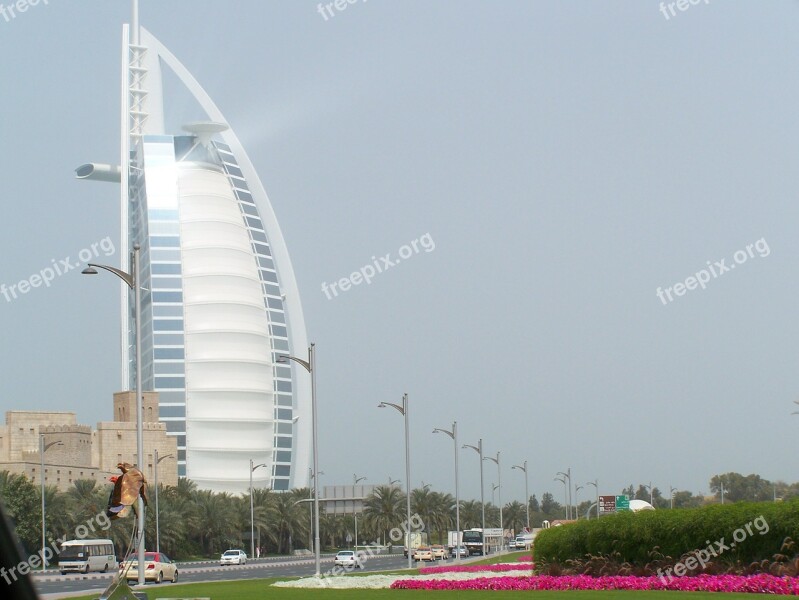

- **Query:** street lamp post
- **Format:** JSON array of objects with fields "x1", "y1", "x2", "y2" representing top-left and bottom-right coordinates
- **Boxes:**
[
  {"x1": 511, "y1": 461, "x2": 529, "y2": 530},
  {"x1": 277, "y1": 344, "x2": 320, "y2": 576},
  {"x1": 463, "y1": 439, "x2": 486, "y2": 556},
  {"x1": 492, "y1": 483, "x2": 499, "y2": 507},
  {"x1": 154, "y1": 450, "x2": 174, "y2": 553},
  {"x1": 353, "y1": 475, "x2": 366, "y2": 549},
  {"x1": 249, "y1": 460, "x2": 267, "y2": 559},
  {"x1": 669, "y1": 486, "x2": 677, "y2": 509},
  {"x1": 39, "y1": 434, "x2": 63, "y2": 571},
  {"x1": 484, "y1": 452, "x2": 502, "y2": 542},
  {"x1": 82, "y1": 244, "x2": 145, "y2": 586},
  {"x1": 308, "y1": 469, "x2": 323, "y2": 552},
  {"x1": 586, "y1": 480, "x2": 599, "y2": 519},
  {"x1": 378, "y1": 393, "x2": 412, "y2": 570},
  {"x1": 555, "y1": 476, "x2": 568, "y2": 520},
  {"x1": 433, "y1": 422, "x2": 460, "y2": 562},
  {"x1": 556, "y1": 469, "x2": 572, "y2": 520},
  {"x1": 575, "y1": 485, "x2": 584, "y2": 520}
]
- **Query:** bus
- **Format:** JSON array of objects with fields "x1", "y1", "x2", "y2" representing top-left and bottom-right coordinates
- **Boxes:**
[
  {"x1": 462, "y1": 529, "x2": 485, "y2": 555},
  {"x1": 58, "y1": 539, "x2": 116, "y2": 574}
]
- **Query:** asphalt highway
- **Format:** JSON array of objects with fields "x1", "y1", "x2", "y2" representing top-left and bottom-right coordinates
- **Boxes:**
[{"x1": 33, "y1": 552, "x2": 420, "y2": 598}]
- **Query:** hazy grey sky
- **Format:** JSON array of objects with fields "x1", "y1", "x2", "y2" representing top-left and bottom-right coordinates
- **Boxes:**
[{"x1": 1, "y1": 1, "x2": 797, "y2": 506}]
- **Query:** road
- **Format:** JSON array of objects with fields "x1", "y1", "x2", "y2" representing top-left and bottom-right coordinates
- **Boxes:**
[{"x1": 33, "y1": 552, "x2": 418, "y2": 598}]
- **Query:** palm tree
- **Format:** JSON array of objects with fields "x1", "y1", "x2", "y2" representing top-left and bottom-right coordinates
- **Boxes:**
[
  {"x1": 265, "y1": 491, "x2": 308, "y2": 554},
  {"x1": 193, "y1": 490, "x2": 239, "y2": 555},
  {"x1": 410, "y1": 486, "x2": 436, "y2": 540},
  {"x1": 459, "y1": 499, "x2": 483, "y2": 529},
  {"x1": 502, "y1": 500, "x2": 526, "y2": 533},
  {"x1": 363, "y1": 485, "x2": 405, "y2": 545}
]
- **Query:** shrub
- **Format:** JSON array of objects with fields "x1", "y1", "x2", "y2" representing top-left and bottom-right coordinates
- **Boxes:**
[{"x1": 533, "y1": 499, "x2": 799, "y2": 574}]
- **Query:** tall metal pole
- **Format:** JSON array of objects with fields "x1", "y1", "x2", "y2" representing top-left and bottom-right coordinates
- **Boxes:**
[
  {"x1": 463, "y1": 439, "x2": 485, "y2": 555},
  {"x1": 587, "y1": 479, "x2": 599, "y2": 519},
  {"x1": 249, "y1": 459, "x2": 255, "y2": 559},
  {"x1": 277, "y1": 345, "x2": 320, "y2": 575},
  {"x1": 310, "y1": 344, "x2": 321, "y2": 576},
  {"x1": 513, "y1": 461, "x2": 529, "y2": 530},
  {"x1": 154, "y1": 451, "x2": 173, "y2": 553},
  {"x1": 433, "y1": 422, "x2": 460, "y2": 562},
  {"x1": 155, "y1": 449, "x2": 160, "y2": 554},
  {"x1": 40, "y1": 435, "x2": 45, "y2": 572},
  {"x1": 484, "y1": 452, "x2": 502, "y2": 544},
  {"x1": 378, "y1": 393, "x2": 411, "y2": 569},
  {"x1": 555, "y1": 476, "x2": 567, "y2": 520},
  {"x1": 133, "y1": 246, "x2": 145, "y2": 586},
  {"x1": 557, "y1": 469, "x2": 572, "y2": 520},
  {"x1": 82, "y1": 245, "x2": 144, "y2": 584},
  {"x1": 39, "y1": 436, "x2": 62, "y2": 571},
  {"x1": 403, "y1": 394, "x2": 411, "y2": 570}
]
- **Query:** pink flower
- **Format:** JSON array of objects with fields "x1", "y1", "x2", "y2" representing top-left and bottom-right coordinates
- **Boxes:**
[
  {"x1": 390, "y1": 574, "x2": 799, "y2": 594},
  {"x1": 419, "y1": 563, "x2": 532, "y2": 574}
]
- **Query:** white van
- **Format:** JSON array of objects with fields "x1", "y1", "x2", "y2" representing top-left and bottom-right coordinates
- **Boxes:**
[
  {"x1": 514, "y1": 532, "x2": 535, "y2": 550},
  {"x1": 58, "y1": 539, "x2": 116, "y2": 574}
]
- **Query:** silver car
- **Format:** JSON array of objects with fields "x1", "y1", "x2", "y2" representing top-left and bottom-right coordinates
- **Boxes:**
[
  {"x1": 334, "y1": 550, "x2": 363, "y2": 568},
  {"x1": 220, "y1": 549, "x2": 247, "y2": 565}
]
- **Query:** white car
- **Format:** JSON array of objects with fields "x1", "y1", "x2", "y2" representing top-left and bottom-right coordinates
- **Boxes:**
[
  {"x1": 220, "y1": 549, "x2": 247, "y2": 565},
  {"x1": 334, "y1": 550, "x2": 363, "y2": 568}
]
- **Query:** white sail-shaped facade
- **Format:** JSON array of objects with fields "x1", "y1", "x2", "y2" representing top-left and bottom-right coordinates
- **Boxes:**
[{"x1": 119, "y1": 25, "x2": 310, "y2": 493}]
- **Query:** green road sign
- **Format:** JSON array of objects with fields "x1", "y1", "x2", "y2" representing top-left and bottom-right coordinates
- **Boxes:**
[{"x1": 615, "y1": 495, "x2": 630, "y2": 511}]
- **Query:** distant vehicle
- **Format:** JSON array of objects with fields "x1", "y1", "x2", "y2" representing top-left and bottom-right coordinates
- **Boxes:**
[
  {"x1": 514, "y1": 532, "x2": 535, "y2": 550},
  {"x1": 334, "y1": 550, "x2": 363, "y2": 568},
  {"x1": 403, "y1": 531, "x2": 429, "y2": 558},
  {"x1": 447, "y1": 530, "x2": 463, "y2": 551},
  {"x1": 412, "y1": 546, "x2": 435, "y2": 562},
  {"x1": 58, "y1": 539, "x2": 116, "y2": 575},
  {"x1": 220, "y1": 549, "x2": 247, "y2": 565},
  {"x1": 462, "y1": 529, "x2": 485, "y2": 555},
  {"x1": 430, "y1": 544, "x2": 447, "y2": 560},
  {"x1": 450, "y1": 544, "x2": 468, "y2": 558},
  {"x1": 120, "y1": 551, "x2": 178, "y2": 584}
]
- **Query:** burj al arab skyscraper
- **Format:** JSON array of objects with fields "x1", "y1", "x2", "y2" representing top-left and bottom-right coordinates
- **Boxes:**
[{"x1": 77, "y1": 4, "x2": 310, "y2": 494}]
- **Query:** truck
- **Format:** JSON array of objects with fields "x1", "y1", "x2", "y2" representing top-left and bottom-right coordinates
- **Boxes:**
[
  {"x1": 462, "y1": 528, "x2": 486, "y2": 555},
  {"x1": 446, "y1": 530, "x2": 462, "y2": 552},
  {"x1": 402, "y1": 531, "x2": 428, "y2": 558}
]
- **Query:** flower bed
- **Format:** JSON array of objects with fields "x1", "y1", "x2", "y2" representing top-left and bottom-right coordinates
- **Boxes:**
[
  {"x1": 419, "y1": 563, "x2": 533, "y2": 574},
  {"x1": 391, "y1": 574, "x2": 799, "y2": 594}
]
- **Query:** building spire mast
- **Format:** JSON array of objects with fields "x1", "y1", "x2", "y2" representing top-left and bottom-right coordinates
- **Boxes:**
[{"x1": 131, "y1": 0, "x2": 139, "y2": 45}]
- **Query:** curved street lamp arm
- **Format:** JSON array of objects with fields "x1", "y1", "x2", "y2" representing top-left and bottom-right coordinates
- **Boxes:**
[
  {"x1": 278, "y1": 354, "x2": 311, "y2": 373},
  {"x1": 378, "y1": 402, "x2": 405, "y2": 416},
  {"x1": 85, "y1": 263, "x2": 134, "y2": 288},
  {"x1": 433, "y1": 427, "x2": 455, "y2": 440}
]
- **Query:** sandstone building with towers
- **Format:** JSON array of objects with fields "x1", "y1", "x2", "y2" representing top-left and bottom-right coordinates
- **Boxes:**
[{"x1": 0, "y1": 392, "x2": 177, "y2": 492}]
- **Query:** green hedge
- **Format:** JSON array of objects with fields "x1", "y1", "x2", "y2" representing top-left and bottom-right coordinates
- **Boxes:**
[{"x1": 533, "y1": 500, "x2": 799, "y2": 566}]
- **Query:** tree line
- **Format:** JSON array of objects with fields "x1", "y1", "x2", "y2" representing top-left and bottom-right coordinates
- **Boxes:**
[{"x1": 1, "y1": 470, "x2": 794, "y2": 560}]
